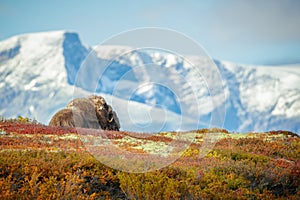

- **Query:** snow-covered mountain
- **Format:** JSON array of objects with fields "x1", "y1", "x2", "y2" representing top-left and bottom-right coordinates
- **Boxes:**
[{"x1": 0, "y1": 30, "x2": 299, "y2": 133}]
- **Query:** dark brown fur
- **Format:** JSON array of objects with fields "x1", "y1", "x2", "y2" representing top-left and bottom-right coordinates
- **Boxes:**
[{"x1": 49, "y1": 95, "x2": 120, "y2": 131}]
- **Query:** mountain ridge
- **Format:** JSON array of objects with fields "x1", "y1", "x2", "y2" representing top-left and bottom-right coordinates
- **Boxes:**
[{"x1": 0, "y1": 30, "x2": 299, "y2": 133}]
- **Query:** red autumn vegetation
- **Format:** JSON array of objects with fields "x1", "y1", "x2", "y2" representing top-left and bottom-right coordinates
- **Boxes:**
[{"x1": 0, "y1": 117, "x2": 299, "y2": 199}]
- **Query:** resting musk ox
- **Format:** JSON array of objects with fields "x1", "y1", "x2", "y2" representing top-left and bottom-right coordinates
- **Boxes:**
[{"x1": 49, "y1": 95, "x2": 120, "y2": 131}]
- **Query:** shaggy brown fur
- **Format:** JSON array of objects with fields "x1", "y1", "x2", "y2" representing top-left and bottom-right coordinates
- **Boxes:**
[{"x1": 49, "y1": 95, "x2": 120, "y2": 131}]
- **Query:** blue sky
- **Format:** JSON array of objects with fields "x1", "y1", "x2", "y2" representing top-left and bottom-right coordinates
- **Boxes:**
[{"x1": 0, "y1": 0, "x2": 300, "y2": 65}]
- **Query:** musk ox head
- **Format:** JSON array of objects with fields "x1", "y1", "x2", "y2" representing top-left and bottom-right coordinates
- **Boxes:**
[{"x1": 49, "y1": 95, "x2": 120, "y2": 131}]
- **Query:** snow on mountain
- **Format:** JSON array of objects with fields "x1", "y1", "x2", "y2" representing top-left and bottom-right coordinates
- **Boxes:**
[
  {"x1": 92, "y1": 46, "x2": 217, "y2": 118},
  {"x1": 0, "y1": 31, "x2": 74, "y2": 122},
  {"x1": 0, "y1": 31, "x2": 299, "y2": 133},
  {"x1": 0, "y1": 31, "x2": 197, "y2": 132},
  {"x1": 215, "y1": 61, "x2": 300, "y2": 133}
]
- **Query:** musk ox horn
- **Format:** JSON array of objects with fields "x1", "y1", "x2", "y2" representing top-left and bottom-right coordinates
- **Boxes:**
[{"x1": 108, "y1": 116, "x2": 114, "y2": 123}]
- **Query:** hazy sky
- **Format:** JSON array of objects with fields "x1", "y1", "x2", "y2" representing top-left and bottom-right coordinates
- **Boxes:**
[{"x1": 0, "y1": 0, "x2": 300, "y2": 65}]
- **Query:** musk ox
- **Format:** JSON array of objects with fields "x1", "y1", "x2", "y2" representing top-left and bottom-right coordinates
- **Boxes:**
[{"x1": 49, "y1": 95, "x2": 120, "y2": 131}]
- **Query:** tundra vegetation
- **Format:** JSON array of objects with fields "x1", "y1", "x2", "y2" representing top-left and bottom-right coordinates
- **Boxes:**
[{"x1": 0, "y1": 117, "x2": 299, "y2": 199}]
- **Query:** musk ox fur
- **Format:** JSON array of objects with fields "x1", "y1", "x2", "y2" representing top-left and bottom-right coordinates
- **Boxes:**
[{"x1": 49, "y1": 95, "x2": 120, "y2": 131}]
